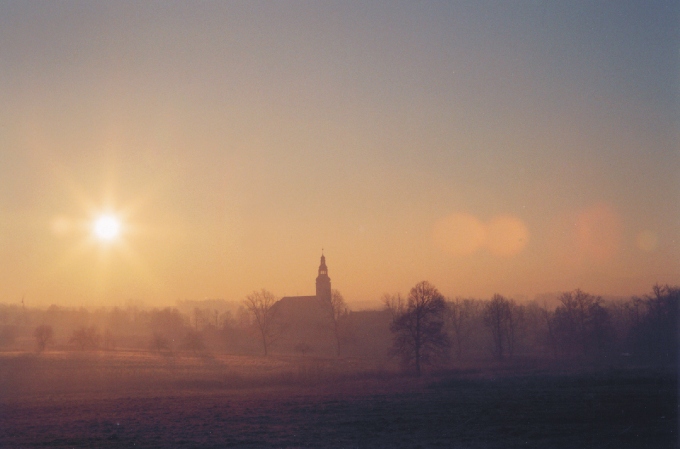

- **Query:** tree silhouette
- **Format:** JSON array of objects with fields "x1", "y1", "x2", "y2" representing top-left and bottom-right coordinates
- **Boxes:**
[
  {"x1": 151, "y1": 332, "x2": 171, "y2": 353},
  {"x1": 445, "y1": 298, "x2": 480, "y2": 360},
  {"x1": 483, "y1": 294, "x2": 515, "y2": 360},
  {"x1": 547, "y1": 289, "x2": 611, "y2": 359},
  {"x1": 33, "y1": 324, "x2": 53, "y2": 352},
  {"x1": 326, "y1": 289, "x2": 349, "y2": 356},
  {"x1": 69, "y1": 326, "x2": 101, "y2": 350},
  {"x1": 386, "y1": 281, "x2": 449, "y2": 376},
  {"x1": 629, "y1": 284, "x2": 679, "y2": 365},
  {"x1": 147, "y1": 307, "x2": 187, "y2": 350},
  {"x1": 182, "y1": 330, "x2": 206, "y2": 353},
  {"x1": 244, "y1": 289, "x2": 279, "y2": 356}
]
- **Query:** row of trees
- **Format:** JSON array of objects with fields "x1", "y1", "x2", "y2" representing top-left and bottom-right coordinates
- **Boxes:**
[
  {"x1": 32, "y1": 324, "x2": 117, "y2": 352},
  {"x1": 383, "y1": 281, "x2": 678, "y2": 375},
  {"x1": 4, "y1": 283, "x2": 677, "y2": 374},
  {"x1": 1, "y1": 306, "x2": 217, "y2": 353},
  {"x1": 16, "y1": 289, "x2": 349, "y2": 355}
]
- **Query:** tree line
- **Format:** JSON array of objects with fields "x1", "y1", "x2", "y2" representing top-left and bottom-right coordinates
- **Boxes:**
[
  {"x1": 382, "y1": 281, "x2": 678, "y2": 375},
  {"x1": 0, "y1": 283, "x2": 676, "y2": 376}
]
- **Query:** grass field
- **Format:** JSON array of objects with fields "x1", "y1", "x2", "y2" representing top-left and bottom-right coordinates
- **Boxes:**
[{"x1": 0, "y1": 351, "x2": 676, "y2": 448}]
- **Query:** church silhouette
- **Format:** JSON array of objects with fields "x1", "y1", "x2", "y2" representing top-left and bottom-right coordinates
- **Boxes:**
[
  {"x1": 271, "y1": 252, "x2": 393, "y2": 357},
  {"x1": 272, "y1": 253, "x2": 335, "y2": 354},
  {"x1": 280, "y1": 252, "x2": 331, "y2": 304}
]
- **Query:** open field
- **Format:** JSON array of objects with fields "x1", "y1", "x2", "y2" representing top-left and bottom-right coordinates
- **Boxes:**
[{"x1": 0, "y1": 351, "x2": 676, "y2": 448}]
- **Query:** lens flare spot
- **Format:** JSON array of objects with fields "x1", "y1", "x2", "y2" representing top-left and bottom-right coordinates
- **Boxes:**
[
  {"x1": 433, "y1": 213, "x2": 529, "y2": 257},
  {"x1": 486, "y1": 215, "x2": 529, "y2": 256}
]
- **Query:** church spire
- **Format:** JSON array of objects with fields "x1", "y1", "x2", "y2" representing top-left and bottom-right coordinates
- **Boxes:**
[
  {"x1": 316, "y1": 251, "x2": 331, "y2": 302},
  {"x1": 319, "y1": 253, "x2": 327, "y2": 275}
]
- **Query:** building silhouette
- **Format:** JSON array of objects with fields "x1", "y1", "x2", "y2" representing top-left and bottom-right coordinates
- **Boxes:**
[
  {"x1": 273, "y1": 253, "x2": 335, "y2": 354},
  {"x1": 278, "y1": 252, "x2": 331, "y2": 306},
  {"x1": 268, "y1": 253, "x2": 392, "y2": 357}
]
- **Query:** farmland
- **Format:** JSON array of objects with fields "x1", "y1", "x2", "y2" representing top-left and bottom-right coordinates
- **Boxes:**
[{"x1": 0, "y1": 351, "x2": 676, "y2": 448}]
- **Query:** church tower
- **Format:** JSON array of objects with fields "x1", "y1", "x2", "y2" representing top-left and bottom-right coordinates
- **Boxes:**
[{"x1": 315, "y1": 252, "x2": 331, "y2": 303}]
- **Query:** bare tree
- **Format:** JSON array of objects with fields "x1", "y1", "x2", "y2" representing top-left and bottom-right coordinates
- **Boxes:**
[
  {"x1": 182, "y1": 330, "x2": 206, "y2": 353},
  {"x1": 628, "y1": 284, "x2": 678, "y2": 364},
  {"x1": 382, "y1": 293, "x2": 405, "y2": 318},
  {"x1": 506, "y1": 301, "x2": 524, "y2": 358},
  {"x1": 33, "y1": 324, "x2": 54, "y2": 352},
  {"x1": 539, "y1": 300, "x2": 558, "y2": 358},
  {"x1": 191, "y1": 307, "x2": 213, "y2": 330},
  {"x1": 521, "y1": 301, "x2": 551, "y2": 357},
  {"x1": 445, "y1": 298, "x2": 480, "y2": 360},
  {"x1": 102, "y1": 329, "x2": 116, "y2": 350},
  {"x1": 387, "y1": 281, "x2": 449, "y2": 376},
  {"x1": 548, "y1": 289, "x2": 610, "y2": 359},
  {"x1": 483, "y1": 294, "x2": 513, "y2": 360},
  {"x1": 325, "y1": 289, "x2": 349, "y2": 356},
  {"x1": 236, "y1": 305, "x2": 251, "y2": 328},
  {"x1": 151, "y1": 332, "x2": 171, "y2": 353},
  {"x1": 244, "y1": 289, "x2": 279, "y2": 356},
  {"x1": 69, "y1": 326, "x2": 101, "y2": 350}
]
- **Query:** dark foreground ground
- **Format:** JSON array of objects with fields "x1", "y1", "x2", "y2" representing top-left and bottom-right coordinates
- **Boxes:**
[{"x1": 0, "y1": 352, "x2": 676, "y2": 448}]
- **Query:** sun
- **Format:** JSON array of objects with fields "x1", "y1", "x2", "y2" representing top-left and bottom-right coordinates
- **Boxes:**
[{"x1": 93, "y1": 214, "x2": 121, "y2": 241}]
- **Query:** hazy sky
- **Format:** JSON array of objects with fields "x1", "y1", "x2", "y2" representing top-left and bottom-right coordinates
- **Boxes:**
[{"x1": 1, "y1": 1, "x2": 678, "y2": 307}]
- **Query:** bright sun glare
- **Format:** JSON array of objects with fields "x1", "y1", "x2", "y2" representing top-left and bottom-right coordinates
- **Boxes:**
[{"x1": 93, "y1": 215, "x2": 121, "y2": 241}]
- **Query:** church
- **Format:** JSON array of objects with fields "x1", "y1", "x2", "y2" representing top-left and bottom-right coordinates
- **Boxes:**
[
  {"x1": 271, "y1": 252, "x2": 393, "y2": 358},
  {"x1": 280, "y1": 252, "x2": 331, "y2": 304},
  {"x1": 271, "y1": 253, "x2": 335, "y2": 354}
]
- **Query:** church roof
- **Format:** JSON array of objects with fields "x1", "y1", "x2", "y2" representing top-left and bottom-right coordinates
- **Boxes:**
[
  {"x1": 273, "y1": 295, "x2": 329, "y2": 324},
  {"x1": 278, "y1": 295, "x2": 318, "y2": 304}
]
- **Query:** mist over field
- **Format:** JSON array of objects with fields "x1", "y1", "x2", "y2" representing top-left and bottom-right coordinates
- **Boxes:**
[{"x1": 0, "y1": 283, "x2": 677, "y2": 447}]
